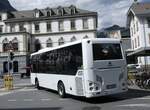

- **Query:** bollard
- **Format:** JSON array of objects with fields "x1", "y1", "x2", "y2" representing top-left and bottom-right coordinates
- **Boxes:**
[{"x1": 3, "y1": 74, "x2": 13, "y2": 90}]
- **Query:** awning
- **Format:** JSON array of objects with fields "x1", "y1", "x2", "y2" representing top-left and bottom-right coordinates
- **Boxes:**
[{"x1": 127, "y1": 47, "x2": 150, "y2": 57}]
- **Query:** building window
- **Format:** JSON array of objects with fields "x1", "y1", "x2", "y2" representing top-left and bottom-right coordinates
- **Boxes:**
[
  {"x1": 83, "y1": 18, "x2": 88, "y2": 29},
  {"x1": 57, "y1": 6, "x2": 64, "y2": 16},
  {"x1": 148, "y1": 19, "x2": 150, "y2": 28},
  {"x1": 58, "y1": 37, "x2": 64, "y2": 45},
  {"x1": 2, "y1": 38, "x2": 9, "y2": 52},
  {"x1": 10, "y1": 24, "x2": 15, "y2": 32},
  {"x1": 130, "y1": 27, "x2": 133, "y2": 36},
  {"x1": 0, "y1": 25, "x2": 3, "y2": 33},
  {"x1": 137, "y1": 36, "x2": 140, "y2": 47},
  {"x1": 149, "y1": 34, "x2": 150, "y2": 44},
  {"x1": 0, "y1": 15, "x2": 2, "y2": 20},
  {"x1": 34, "y1": 23, "x2": 40, "y2": 33},
  {"x1": 19, "y1": 24, "x2": 25, "y2": 32},
  {"x1": 13, "y1": 61, "x2": 18, "y2": 72},
  {"x1": 133, "y1": 24, "x2": 136, "y2": 34},
  {"x1": 70, "y1": 5, "x2": 77, "y2": 15},
  {"x1": 71, "y1": 20, "x2": 76, "y2": 30},
  {"x1": 46, "y1": 38, "x2": 53, "y2": 47},
  {"x1": 83, "y1": 35, "x2": 88, "y2": 39},
  {"x1": 12, "y1": 37, "x2": 18, "y2": 51},
  {"x1": 34, "y1": 39, "x2": 41, "y2": 52},
  {"x1": 3, "y1": 61, "x2": 8, "y2": 73},
  {"x1": 135, "y1": 38, "x2": 137, "y2": 48},
  {"x1": 70, "y1": 36, "x2": 76, "y2": 42},
  {"x1": 47, "y1": 11, "x2": 51, "y2": 17},
  {"x1": 59, "y1": 21, "x2": 64, "y2": 31},
  {"x1": 47, "y1": 22, "x2": 51, "y2": 32},
  {"x1": 132, "y1": 40, "x2": 134, "y2": 49},
  {"x1": 136, "y1": 21, "x2": 139, "y2": 32}
]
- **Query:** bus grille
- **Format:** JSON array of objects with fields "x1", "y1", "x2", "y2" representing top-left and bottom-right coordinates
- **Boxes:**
[{"x1": 75, "y1": 77, "x2": 83, "y2": 95}]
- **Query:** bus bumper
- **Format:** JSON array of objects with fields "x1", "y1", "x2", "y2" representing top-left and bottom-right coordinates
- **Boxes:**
[{"x1": 85, "y1": 88, "x2": 128, "y2": 98}]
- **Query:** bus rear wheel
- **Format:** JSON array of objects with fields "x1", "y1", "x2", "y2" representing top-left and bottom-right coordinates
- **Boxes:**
[
  {"x1": 35, "y1": 79, "x2": 40, "y2": 90},
  {"x1": 58, "y1": 82, "x2": 66, "y2": 98}
]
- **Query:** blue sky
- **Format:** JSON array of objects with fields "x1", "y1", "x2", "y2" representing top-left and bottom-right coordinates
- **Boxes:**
[{"x1": 8, "y1": 0, "x2": 150, "y2": 29}]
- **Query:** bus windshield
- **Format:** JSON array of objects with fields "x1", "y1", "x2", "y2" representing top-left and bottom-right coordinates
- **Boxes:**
[{"x1": 93, "y1": 43, "x2": 123, "y2": 61}]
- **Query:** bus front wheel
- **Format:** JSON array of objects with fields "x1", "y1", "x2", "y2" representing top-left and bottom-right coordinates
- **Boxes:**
[{"x1": 58, "y1": 82, "x2": 66, "y2": 98}]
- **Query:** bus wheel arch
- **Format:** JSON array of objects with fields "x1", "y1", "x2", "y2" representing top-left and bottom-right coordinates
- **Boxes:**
[{"x1": 57, "y1": 81, "x2": 66, "y2": 98}]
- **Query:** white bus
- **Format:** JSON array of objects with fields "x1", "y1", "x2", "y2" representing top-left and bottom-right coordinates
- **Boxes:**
[{"x1": 30, "y1": 38, "x2": 128, "y2": 98}]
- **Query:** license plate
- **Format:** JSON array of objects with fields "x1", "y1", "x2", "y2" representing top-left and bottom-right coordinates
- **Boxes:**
[{"x1": 106, "y1": 84, "x2": 116, "y2": 89}]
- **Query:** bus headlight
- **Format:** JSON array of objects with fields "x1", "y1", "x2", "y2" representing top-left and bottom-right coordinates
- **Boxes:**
[
  {"x1": 88, "y1": 81, "x2": 100, "y2": 91},
  {"x1": 89, "y1": 87, "x2": 94, "y2": 91}
]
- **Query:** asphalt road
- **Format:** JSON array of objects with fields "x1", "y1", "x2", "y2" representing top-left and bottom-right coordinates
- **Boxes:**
[{"x1": 0, "y1": 76, "x2": 150, "y2": 110}]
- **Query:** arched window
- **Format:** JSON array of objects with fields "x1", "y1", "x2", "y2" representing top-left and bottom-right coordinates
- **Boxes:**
[
  {"x1": 46, "y1": 38, "x2": 53, "y2": 47},
  {"x1": 70, "y1": 5, "x2": 77, "y2": 15},
  {"x1": 12, "y1": 37, "x2": 18, "y2": 51},
  {"x1": 2, "y1": 38, "x2": 9, "y2": 52},
  {"x1": 83, "y1": 35, "x2": 88, "y2": 39},
  {"x1": 34, "y1": 39, "x2": 41, "y2": 52},
  {"x1": 47, "y1": 11, "x2": 51, "y2": 17},
  {"x1": 70, "y1": 36, "x2": 76, "y2": 42},
  {"x1": 57, "y1": 6, "x2": 64, "y2": 16},
  {"x1": 58, "y1": 37, "x2": 64, "y2": 45}
]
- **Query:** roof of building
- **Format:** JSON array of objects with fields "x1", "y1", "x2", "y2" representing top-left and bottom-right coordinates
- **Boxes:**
[
  {"x1": 128, "y1": 2, "x2": 150, "y2": 16},
  {"x1": 4, "y1": 5, "x2": 97, "y2": 23}
]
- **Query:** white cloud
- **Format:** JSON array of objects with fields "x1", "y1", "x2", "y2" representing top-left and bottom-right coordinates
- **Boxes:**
[{"x1": 8, "y1": 0, "x2": 133, "y2": 29}]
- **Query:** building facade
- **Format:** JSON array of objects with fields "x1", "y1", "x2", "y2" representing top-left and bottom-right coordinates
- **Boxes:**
[
  {"x1": 0, "y1": 5, "x2": 97, "y2": 74},
  {"x1": 127, "y1": 2, "x2": 150, "y2": 66}
]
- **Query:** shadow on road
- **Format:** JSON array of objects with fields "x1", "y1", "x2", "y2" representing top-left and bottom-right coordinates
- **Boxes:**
[
  {"x1": 0, "y1": 107, "x2": 62, "y2": 110},
  {"x1": 68, "y1": 88, "x2": 150, "y2": 104},
  {"x1": 38, "y1": 87, "x2": 150, "y2": 104}
]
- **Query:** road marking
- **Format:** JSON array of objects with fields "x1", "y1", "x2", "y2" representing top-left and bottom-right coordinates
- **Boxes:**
[
  {"x1": 23, "y1": 99, "x2": 33, "y2": 101},
  {"x1": 117, "y1": 104, "x2": 150, "y2": 108},
  {"x1": 8, "y1": 99, "x2": 16, "y2": 102},
  {"x1": 136, "y1": 97, "x2": 150, "y2": 100},
  {"x1": 41, "y1": 98, "x2": 52, "y2": 101},
  {"x1": 59, "y1": 98, "x2": 69, "y2": 101},
  {"x1": 18, "y1": 87, "x2": 37, "y2": 92}
]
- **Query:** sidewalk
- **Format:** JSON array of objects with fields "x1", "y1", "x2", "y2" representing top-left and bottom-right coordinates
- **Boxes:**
[
  {"x1": 0, "y1": 75, "x2": 32, "y2": 92},
  {"x1": 128, "y1": 84, "x2": 150, "y2": 91}
]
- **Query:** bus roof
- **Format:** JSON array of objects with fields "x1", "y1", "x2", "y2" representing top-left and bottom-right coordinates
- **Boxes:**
[{"x1": 31, "y1": 38, "x2": 121, "y2": 56}]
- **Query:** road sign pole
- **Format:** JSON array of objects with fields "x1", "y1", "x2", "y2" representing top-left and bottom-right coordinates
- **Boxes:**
[{"x1": 7, "y1": 51, "x2": 10, "y2": 75}]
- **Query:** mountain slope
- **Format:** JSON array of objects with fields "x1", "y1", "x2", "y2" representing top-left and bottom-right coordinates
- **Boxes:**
[{"x1": 0, "y1": 0, "x2": 16, "y2": 11}]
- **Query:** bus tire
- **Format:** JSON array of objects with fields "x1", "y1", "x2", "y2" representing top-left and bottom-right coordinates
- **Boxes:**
[
  {"x1": 35, "y1": 79, "x2": 40, "y2": 90},
  {"x1": 58, "y1": 82, "x2": 66, "y2": 98}
]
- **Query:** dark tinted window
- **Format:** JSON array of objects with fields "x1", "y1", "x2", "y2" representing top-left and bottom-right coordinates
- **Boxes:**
[
  {"x1": 31, "y1": 43, "x2": 83, "y2": 75},
  {"x1": 93, "y1": 43, "x2": 122, "y2": 60}
]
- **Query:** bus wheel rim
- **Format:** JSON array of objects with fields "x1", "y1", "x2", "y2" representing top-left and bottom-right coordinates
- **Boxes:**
[{"x1": 59, "y1": 85, "x2": 64, "y2": 96}]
